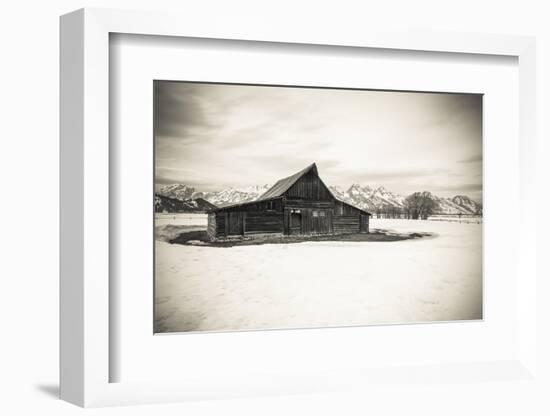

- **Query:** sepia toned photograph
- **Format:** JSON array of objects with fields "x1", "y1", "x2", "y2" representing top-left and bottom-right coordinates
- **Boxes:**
[{"x1": 154, "y1": 81, "x2": 483, "y2": 334}]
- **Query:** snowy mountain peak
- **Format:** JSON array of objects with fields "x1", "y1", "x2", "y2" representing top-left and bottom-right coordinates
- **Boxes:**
[
  {"x1": 451, "y1": 195, "x2": 482, "y2": 214},
  {"x1": 158, "y1": 182, "x2": 481, "y2": 215},
  {"x1": 348, "y1": 184, "x2": 363, "y2": 195},
  {"x1": 157, "y1": 184, "x2": 196, "y2": 201},
  {"x1": 452, "y1": 195, "x2": 474, "y2": 205},
  {"x1": 347, "y1": 183, "x2": 372, "y2": 194},
  {"x1": 239, "y1": 184, "x2": 271, "y2": 194}
]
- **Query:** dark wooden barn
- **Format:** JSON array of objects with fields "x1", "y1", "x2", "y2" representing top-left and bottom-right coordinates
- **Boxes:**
[{"x1": 207, "y1": 163, "x2": 371, "y2": 239}]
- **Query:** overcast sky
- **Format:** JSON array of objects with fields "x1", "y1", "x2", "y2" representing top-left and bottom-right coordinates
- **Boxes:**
[{"x1": 155, "y1": 81, "x2": 482, "y2": 201}]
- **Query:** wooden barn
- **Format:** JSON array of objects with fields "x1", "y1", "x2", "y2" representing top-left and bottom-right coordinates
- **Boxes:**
[{"x1": 207, "y1": 163, "x2": 371, "y2": 239}]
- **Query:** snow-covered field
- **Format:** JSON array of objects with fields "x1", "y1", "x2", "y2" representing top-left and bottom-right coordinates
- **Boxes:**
[
  {"x1": 155, "y1": 213, "x2": 207, "y2": 226},
  {"x1": 155, "y1": 213, "x2": 207, "y2": 241},
  {"x1": 155, "y1": 218, "x2": 482, "y2": 333}
]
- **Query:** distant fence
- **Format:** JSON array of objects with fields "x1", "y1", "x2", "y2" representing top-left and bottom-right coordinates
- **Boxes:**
[
  {"x1": 429, "y1": 214, "x2": 482, "y2": 218},
  {"x1": 427, "y1": 214, "x2": 482, "y2": 224},
  {"x1": 372, "y1": 214, "x2": 482, "y2": 219},
  {"x1": 371, "y1": 214, "x2": 482, "y2": 224}
]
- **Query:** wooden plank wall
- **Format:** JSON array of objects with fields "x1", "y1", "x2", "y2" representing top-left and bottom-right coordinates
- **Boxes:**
[
  {"x1": 212, "y1": 211, "x2": 283, "y2": 237},
  {"x1": 207, "y1": 213, "x2": 217, "y2": 238},
  {"x1": 307, "y1": 209, "x2": 332, "y2": 234},
  {"x1": 245, "y1": 212, "x2": 283, "y2": 234},
  {"x1": 360, "y1": 214, "x2": 370, "y2": 233},
  {"x1": 218, "y1": 198, "x2": 283, "y2": 213},
  {"x1": 285, "y1": 170, "x2": 332, "y2": 201},
  {"x1": 228, "y1": 212, "x2": 244, "y2": 235},
  {"x1": 285, "y1": 199, "x2": 333, "y2": 209},
  {"x1": 333, "y1": 215, "x2": 360, "y2": 234},
  {"x1": 216, "y1": 213, "x2": 226, "y2": 236},
  {"x1": 335, "y1": 200, "x2": 363, "y2": 216},
  {"x1": 285, "y1": 208, "x2": 333, "y2": 235}
]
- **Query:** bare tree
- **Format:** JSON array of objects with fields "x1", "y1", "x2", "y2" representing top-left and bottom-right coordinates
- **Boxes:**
[{"x1": 404, "y1": 191, "x2": 439, "y2": 220}]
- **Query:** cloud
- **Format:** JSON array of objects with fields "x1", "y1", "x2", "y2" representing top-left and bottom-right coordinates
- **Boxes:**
[
  {"x1": 428, "y1": 183, "x2": 482, "y2": 192},
  {"x1": 154, "y1": 82, "x2": 218, "y2": 138},
  {"x1": 154, "y1": 82, "x2": 483, "y2": 199},
  {"x1": 347, "y1": 168, "x2": 451, "y2": 183}
]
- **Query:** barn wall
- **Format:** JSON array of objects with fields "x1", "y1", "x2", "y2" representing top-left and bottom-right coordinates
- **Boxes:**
[
  {"x1": 284, "y1": 170, "x2": 332, "y2": 201},
  {"x1": 333, "y1": 215, "x2": 360, "y2": 234},
  {"x1": 218, "y1": 198, "x2": 283, "y2": 213},
  {"x1": 212, "y1": 198, "x2": 284, "y2": 237},
  {"x1": 244, "y1": 212, "x2": 283, "y2": 234},
  {"x1": 304, "y1": 209, "x2": 332, "y2": 234},
  {"x1": 215, "y1": 213, "x2": 226, "y2": 236},
  {"x1": 285, "y1": 199, "x2": 334, "y2": 209},
  {"x1": 207, "y1": 213, "x2": 217, "y2": 238},
  {"x1": 334, "y1": 200, "x2": 365, "y2": 217},
  {"x1": 285, "y1": 208, "x2": 333, "y2": 235},
  {"x1": 211, "y1": 211, "x2": 283, "y2": 237},
  {"x1": 227, "y1": 212, "x2": 245, "y2": 235}
]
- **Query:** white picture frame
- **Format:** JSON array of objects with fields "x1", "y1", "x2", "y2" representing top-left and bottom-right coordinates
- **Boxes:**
[{"x1": 60, "y1": 8, "x2": 537, "y2": 407}]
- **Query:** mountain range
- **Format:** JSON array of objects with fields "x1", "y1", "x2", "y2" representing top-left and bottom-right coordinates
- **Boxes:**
[
  {"x1": 154, "y1": 194, "x2": 217, "y2": 213},
  {"x1": 328, "y1": 184, "x2": 482, "y2": 215},
  {"x1": 156, "y1": 183, "x2": 482, "y2": 215}
]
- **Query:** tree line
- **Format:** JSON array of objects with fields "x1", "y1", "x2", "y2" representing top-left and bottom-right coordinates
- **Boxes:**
[
  {"x1": 374, "y1": 191, "x2": 482, "y2": 219},
  {"x1": 374, "y1": 191, "x2": 438, "y2": 219}
]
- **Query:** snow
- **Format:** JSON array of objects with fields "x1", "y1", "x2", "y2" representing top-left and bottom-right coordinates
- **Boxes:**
[
  {"x1": 155, "y1": 219, "x2": 482, "y2": 333},
  {"x1": 155, "y1": 213, "x2": 207, "y2": 227},
  {"x1": 155, "y1": 214, "x2": 207, "y2": 242}
]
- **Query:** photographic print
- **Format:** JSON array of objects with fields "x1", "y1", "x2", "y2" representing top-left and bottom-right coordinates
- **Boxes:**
[{"x1": 154, "y1": 81, "x2": 482, "y2": 334}]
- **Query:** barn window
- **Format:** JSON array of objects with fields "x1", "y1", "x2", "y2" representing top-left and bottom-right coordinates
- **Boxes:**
[
  {"x1": 267, "y1": 201, "x2": 274, "y2": 210},
  {"x1": 319, "y1": 211, "x2": 326, "y2": 217},
  {"x1": 313, "y1": 210, "x2": 319, "y2": 217}
]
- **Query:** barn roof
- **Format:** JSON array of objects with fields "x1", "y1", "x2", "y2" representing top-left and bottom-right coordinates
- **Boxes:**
[
  {"x1": 212, "y1": 195, "x2": 282, "y2": 212},
  {"x1": 214, "y1": 162, "x2": 371, "y2": 215},
  {"x1": 256, "y1": 163, "x2": 322, "y2": 201}
]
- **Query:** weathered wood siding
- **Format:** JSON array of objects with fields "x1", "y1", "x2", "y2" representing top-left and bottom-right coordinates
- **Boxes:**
[
  {"x1": 207, "y1": 213, "x2": 217, "y2": 238},
  {"x1": 216, "y1": 213, "x2": 226, "y2": 236},
  {"x1": 284, "y1": 170, "x2": 332, "y2": 201},
  {"x1": 212, "y1": 198, "x2": 284, "y2": 237},
  {"x1": 334, "y1": 200, "x2": 364, "y2": 217},
  {"x1": 332, "y1": 200, "x2": 367, "y2": 233},
  {"x1": 218, "y1": 198, "x2": 283, "y2": 213},
  {"x1": 211, "y1": 211, "x2": 283, "y2": 237},
  {"x1": 284, "y1": 199, "x2": 334, "y2": 209},
  {"x1": 284, "y1": 208, "x2": 332, "y2": 235},
  {"x1": 227, "y1": 212, "x2": 245, "y2": 235},
  {"x1": 244, "y1": 212, "x2": 283, "y2": 235},
  {"x1": 333, "y1": 215, "x2": 360, "y2": 234}
]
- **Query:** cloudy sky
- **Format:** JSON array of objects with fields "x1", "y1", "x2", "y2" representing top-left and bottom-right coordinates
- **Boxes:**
[{"x1": 155, "y1": 81, "x2": 482, "y2": 201}]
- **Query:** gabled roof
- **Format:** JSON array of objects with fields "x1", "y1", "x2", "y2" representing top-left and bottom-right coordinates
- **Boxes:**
[
  {"x1": 214, "y1": 162, "x2": 371, "y2": 215},
  {"x1": 256, "y1": 163, "x2": 323, "y2": 201}
]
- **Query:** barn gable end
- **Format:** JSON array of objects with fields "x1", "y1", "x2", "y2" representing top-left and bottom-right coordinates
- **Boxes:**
[
  {"x1": 283, "y1": 167, "x2": 333, "y2": 201},
  {"x1": 208, "y1": 163, "x2": 370, "y2": 238}
]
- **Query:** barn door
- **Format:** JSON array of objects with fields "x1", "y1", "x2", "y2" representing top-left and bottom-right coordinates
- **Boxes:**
[
  {"x1": 228, "y1": 212, "x2": 244, "y2": 235},
  {"x1": 290, "y1": 211, "x2": 302, "y2": 235},
  {"x1": 311, "y1": 209, "x2": 331, "y2": 234}
]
